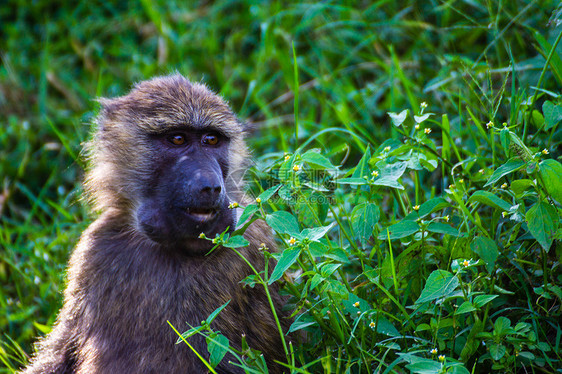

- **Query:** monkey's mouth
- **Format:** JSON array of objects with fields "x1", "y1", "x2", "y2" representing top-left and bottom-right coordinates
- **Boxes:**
[{"x1": 186, "y1": 208, "x2": 218, "y2": 222}]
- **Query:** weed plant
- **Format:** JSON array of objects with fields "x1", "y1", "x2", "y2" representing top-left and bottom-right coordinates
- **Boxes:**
[{"x1": 1, "y1": 1, "x2": 561, "y2": 373}]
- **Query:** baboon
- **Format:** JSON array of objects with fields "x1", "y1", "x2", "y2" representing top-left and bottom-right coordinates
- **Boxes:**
[{"x1": 22, "y1": 74, "x2": 289, "y2": 374}]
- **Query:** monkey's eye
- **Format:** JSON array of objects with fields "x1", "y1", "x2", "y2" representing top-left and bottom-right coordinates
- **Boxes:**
[
  {"x1": 202, "y1": 133, "x2": 220, "y2": 146},
  {"x1": 168, "y1": 134, "x2": 186, "y2": 146}
]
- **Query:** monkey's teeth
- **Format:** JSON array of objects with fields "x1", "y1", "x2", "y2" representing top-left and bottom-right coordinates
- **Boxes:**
[{"x1": 186, "y1": 208, "x2": 216, "y2": 221}]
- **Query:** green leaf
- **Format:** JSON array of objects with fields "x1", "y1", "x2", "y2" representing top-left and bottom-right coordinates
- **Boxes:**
[
  {"x1": 378, "y1": 220, "x2": 419, "y2": 240},
  {"x1": 372, "y1": 177, "x2": 404, "y2": 190},
  {"x1": 489, "y1": 343, "x2": 506, "y2": 361},
  {"x1": 526, "y1": 202, "x2": 558, "y2": 252},
  {"x1": 511, "y1": 179, "x2": 534, "y2": 196},
  {"x1": 404, "y1": 197, "x2": 450, "y2": 220},
  {"x1": 455, "y1": 301, "x2": 476, "y2": 315},
  {"x1": 372, "y1": 162, "x2": 407, "y2": 189},
  {"x1": 301, "y1": 150, "x2": 335, "y2": 169},
  {"x1": 542, "y1": 101, "x2": 562, "y2": 130},
  {"x1": 322, "y1": 279, "x2": 348, "y2": 297},
  {"x1": 426, "y1": 222, "x2": 460, "y2": 236},
  {"x1": 539, "y1": 159, "x2": 562, "y2": 204},
  {"x1": 177, "y1": 325, "x2": 205, "y2": 343},
  {"x1": 448, "y1": 365, "x2": 470, "y2": 374},
  {"x1": 460, "y1": 318, "x2": 484, "y2": 362},
  {"x1": 309, "y1": 242, "x2": 350, "y2": 263},
  {"x1": 277, "y1": 184, "x2": 294, "y2": 201},
  {"x1": 352, "y1": 147, "x2": 372, "y2": 179},
  {"x1": 268, "y1": 248, "x2": 300, "y2": 284},
  {"x1": 405, "y1": 360, "x2": 441, "y2": 374},
  {"x1": 206, "y1": 300, "x2": 231, "y2": 325},
  {"x1": 309, "y1": 273, "x2": 323, "y2": 290},
  {"x1": 518, "y1": 351, "x2": 535, "y2": 360},
  {"x1": 288, "y1": 320, "x2": 316, "y2": 333},
  {"x1": 266, "y1": 211, "x2": 300, "y2": 236},
  {"x1": 223, "y1": 235, "x2": 249, "y2": 248},
  {"x1": 500, "y1": 127, "x2": 510, "y2": 155},
  {"x1": 419, "y1": 157, "x2": 438, "y2": 172},
  {"x1": 33, "y1": 322, "x2": 52, "y2": 334},
  {"x1": 336, "y1": 177, "x2": 368, "y2": 185},
  {"x1": 257, "y1": 184, "x2": 281, "y2": 202},
  {"x1": 352, "y1": 203, "x2": 380, "y2": 246},
  {"x1": 509, "y1": 132, "x2": 533, "y2": 159},
  {"x1": 237, "y1": 204, "x2": 259, "y2": 227},
  {"x1": 207, "y1": 333, "x2": 229, "y2": 367},
  {"x1": 470, "y1": 237, "x2": 499, "y2": 273},
  {"x1": 473, "y1": 294, "x2": 498, "y2": 308},
  {"x1": 300, "y1": 222, "x2": 335, "y2": 242},
  {"x1": 414, "y1": 113, "x2": 433, "y2": 123},
  {"x1": 415, "y1": 270, "x2": 459, "y2": 304},
  {"x1": 320, "y1": 263, "x2": 341, "y2": 278},
  {"x1": 388, "y1": 109, "x2": 408, "y2": 127},
  {"x1": 493, "y1": 317, "x2": 513, "y2": 336},
  {"x1": 484, "y1": 158, "x2": 526, "y2": 187},
  {"x1": 374, "y1": 318, "x2": 400, "y2": 337},
  {"x1": 468, "y1": 190, "x2": 512, "y2": 211}
]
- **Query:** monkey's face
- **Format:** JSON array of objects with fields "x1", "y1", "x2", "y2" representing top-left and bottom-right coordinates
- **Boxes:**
[
  {"x1": 136, "y1": 129, "x2": 236, "y2": 254},
  {"x1": 88, "y1": 75, "x2": 249, "y2": 256}
]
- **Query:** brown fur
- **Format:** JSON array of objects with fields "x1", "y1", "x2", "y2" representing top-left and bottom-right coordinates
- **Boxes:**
[{"x1": 22, "y1": 75, "x2": 289, "y2": 374}]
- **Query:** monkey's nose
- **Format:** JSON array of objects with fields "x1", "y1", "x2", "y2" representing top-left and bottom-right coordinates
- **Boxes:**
[
  {"x1": 200, "y1": 184, "x2": 222, "y2": 199},
  {"x1": 198, "y1": 178, "x2": 223, "y2": 204}
]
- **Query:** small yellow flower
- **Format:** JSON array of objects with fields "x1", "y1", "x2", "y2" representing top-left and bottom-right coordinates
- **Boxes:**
[
  {"x1": 424, "y1": 128, "x2": 431, "y2": 134},
  {"x1": 502, "y1": 211, "x2": 508, "y2": 217},
  {"x1": 228, "y1": 201, "x2": 239, "y2": 209},
  {"x1": 542, "y1": 148, "x2": 549, "y2": 155},
  {"x1": 413, "y1": 205, "x2": 420, "y2": 211},
  {"x1": 459, "y1": 179, "x2": 464, "y2": 184},
  {"x1": 415, "y1": 124, "x2": 420, "y2": 130},
  {"x1": 357, "y1": 311, "x2": 361, "y2": 315},
  {"x1": 369, "y1": 321, "x2": 375, "y2": 329},
  {"x1": 430, "y1": 348, "x2": 438, "y2": 355},
  {"x1": 284, "y1": 154, "x2": 291, "y2": 161},
  {"x1": 445, "y1": 215, "x2": 450, "y2": 222},
  {"x1": 198, "y1": 233, "x2": 205, "y2": 239},
  {"x1": 486, "y1": 121, "x2": 493, "y2": 129},
  {"x1": 353, "y1": 302, "x2": 360, "y2": 307},
  {"x1": 438, "y1": 355, "x2": 445, "y2": 362},
  {"x1": 449, "y1": 184, "x2": 455, "y2": 190},
  {"x1": 463, "y1": 260, "x2": 469, "y2": 267},
  {"x1": 421, "y1": 102, "x2": 428, "y2": 109},
  {"x1": 371, "y1": 170, "x2": 379, "y2": 177},
  {"x1": 479, "y1": 169, "x2": 484, "y2": 174},
  {"x1": 212, "y1": 237, "x2": 219, "y2": 244},
  {"x1": 255, "y1": 197, "x2": 262, "y2": 204},
  {"x1": 259, "y1": 243, "x2": 268, "y2": 251},
  {"x1": 384, "y1": 146, "x2": 391, "y2": 152},
  {"x1": 293, "y1": 164, "x2": 300, "y2": 172},
  {"x1": 288, "y1": 237, "x2": 297, "y2": 246},
  {"x1": 501, "y1": 183, "x2": 508, "y2": 189}
]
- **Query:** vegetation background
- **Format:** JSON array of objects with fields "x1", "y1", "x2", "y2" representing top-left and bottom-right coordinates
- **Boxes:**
[{"x1": 1, "y1": 0, "x2": 561, "y2": 373}]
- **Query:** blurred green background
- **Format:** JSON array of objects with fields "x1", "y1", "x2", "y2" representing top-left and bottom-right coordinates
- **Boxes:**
[{"x1": 1, "y1": 0, "x2": 561, "y2": 372}]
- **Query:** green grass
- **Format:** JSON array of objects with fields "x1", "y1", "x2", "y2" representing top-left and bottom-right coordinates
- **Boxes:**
[{"x1": 1, "y1": 0, "x2": 561, "y2": 373}]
